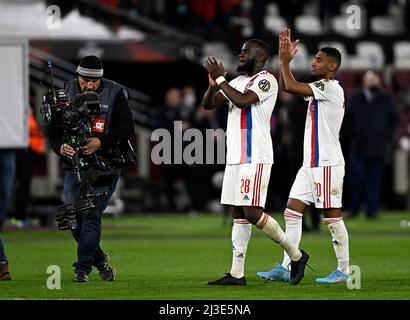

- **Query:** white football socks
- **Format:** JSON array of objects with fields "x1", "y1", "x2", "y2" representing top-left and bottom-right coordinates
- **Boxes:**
[
  {"x1": 256, "y1": 213, "x2": 302, "y2": 262},
  {"x1": 282, "y1": 208, "x2": 303, "y2": 270},
  {"x1": 229, "y1": 219, "x2": 252, "y2": 278},
  {"x1": 324, "y1": 217, "x2": 350, "y2": 274}
]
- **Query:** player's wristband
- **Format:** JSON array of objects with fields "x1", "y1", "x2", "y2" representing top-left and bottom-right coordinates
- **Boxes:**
[{"x1": 215, "y1": 76, "x2": 226, "y2": 86}]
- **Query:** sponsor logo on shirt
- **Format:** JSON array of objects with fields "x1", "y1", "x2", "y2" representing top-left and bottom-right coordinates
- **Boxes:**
[{"x1": 258, "y1": 79, "x2": 271, "y2": 92}]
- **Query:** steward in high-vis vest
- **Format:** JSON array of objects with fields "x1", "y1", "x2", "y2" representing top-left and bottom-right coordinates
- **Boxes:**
[{"x1": 48, "y1": 55, "x2": 134, "y2": 283}]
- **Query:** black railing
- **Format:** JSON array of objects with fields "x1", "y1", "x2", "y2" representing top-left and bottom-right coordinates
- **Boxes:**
[
  {"x1": 71, "y1": 0, "x2": 204, "y2": 48},
  {"x1": 29, "y1": 46, "x2": 157, "y2": 128}
]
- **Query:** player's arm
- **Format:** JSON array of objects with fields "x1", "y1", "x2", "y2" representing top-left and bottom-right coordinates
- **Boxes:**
[
  {"x1": 203, "y1": 57, "x2": 259, "y2": 109},
  {"x1": 280, "y1": 63, "x2": 313, "y2": 97},
  {"x1": 218, "y1": 81, "x2": 259, "y2": 109},
  {"x1": 278, "y1": 66, "x2": 285, "y2": 91},
  {"x1": 201, "y1": 74, "x2": 227, "y2": 110},
  {"x1": 278, "y1": 32, "x2": 287, "y2": 91},
  {"x1": 279, "y1": 28, "x2": 313, "y2": 97}
]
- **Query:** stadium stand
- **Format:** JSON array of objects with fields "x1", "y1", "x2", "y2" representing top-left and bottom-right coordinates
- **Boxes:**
[
  {"x1": 1, "y1": 0, "x2": 409, "y2": 216},
  {"x1": 394, "y1": 41, "x2": 410, "y2": 69},
  {"x1": 263, "y1": 3, "x2": 287, "y2": 34},
  {"x1": 350, "y1": 41, "x2": 385, "y2": 70}
]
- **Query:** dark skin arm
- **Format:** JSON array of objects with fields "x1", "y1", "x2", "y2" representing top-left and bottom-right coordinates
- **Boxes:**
[
  {"x1": 278, "y1": 31, "x2": 287, "y2": 91},
  {"x1": 201, "y1": 74, "x2": 228, "y2": 110},
  {"x1": 279, "y1": 28, "x2": 314, "y2": 97},
  {"x1": 203, "y1": 57, "x2": 259, "y2": 109},
  {"x1": 278, "y1": 66, "x2": 286, "y2": 91}
]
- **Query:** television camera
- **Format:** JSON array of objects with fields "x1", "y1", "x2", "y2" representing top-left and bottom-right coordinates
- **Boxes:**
[{"x1": 40, "y1": 61, "x2": 136, "y2": 231}]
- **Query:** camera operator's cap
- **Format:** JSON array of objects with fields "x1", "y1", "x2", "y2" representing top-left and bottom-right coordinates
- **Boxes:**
[{"x1": 76, "y1": 55, "x2": 103, "y2": 79}]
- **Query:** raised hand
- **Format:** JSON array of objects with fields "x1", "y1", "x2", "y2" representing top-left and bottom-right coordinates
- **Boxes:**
[
  {"x1": 279, "y1": 28, "x2": 299, "y2": 63},
  {"x1": 203, "y1": 57, "x2": 226, "y2": 81}
]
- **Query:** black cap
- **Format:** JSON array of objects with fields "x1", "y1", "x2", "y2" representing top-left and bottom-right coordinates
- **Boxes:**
[{"x1": 76, "y1": 55, "x2": 103, "y2": 79}]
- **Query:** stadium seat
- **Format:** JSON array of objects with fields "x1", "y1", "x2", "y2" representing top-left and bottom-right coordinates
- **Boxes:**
[
  {"x1": 331, "y1": 15, "x2": 364, "y2": 38},
  {"x1": 263, "y1": 3, "x2": 287, "y2": 34},
  {"x1": 349, "y1": 42, "x2": 385, "y2": 70},
  {"x1": 202, "y1": 42, "x2": 235, "y2": 72},
  {"x1": 370, "y1": 16, "x2": 401, "y2": 36},
  {"x1": 330, "y1": 2, "x2": 365, "y2": 38},
  {"x1": 318, "y1": 41, "x2": 349, "y2": 69},
  {"x1": 295, "y1": 15, "x2": 324, "y2": 35},
  {"x1": 371, "y1": 2, "x2": 404, "y2": 36},
  {"x1": 394, "y1": 42, "x2": 410, "y2": 69}
]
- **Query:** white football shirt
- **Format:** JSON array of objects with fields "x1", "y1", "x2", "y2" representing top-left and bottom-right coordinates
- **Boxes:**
[
  {"x1": 303, "y1": 79, "x2": 345, "y2": 167},
  {"x1": 221, "y1": 70, "x2": 278, "y2": 165}
]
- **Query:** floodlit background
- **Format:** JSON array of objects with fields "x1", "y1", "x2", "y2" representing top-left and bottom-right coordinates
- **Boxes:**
[
  {"x1": 0, "y1": 0, "x2": 409, "y2": 223},
  {"x1": 0, "y1": 0, "x2": 410, "y2": 300}
]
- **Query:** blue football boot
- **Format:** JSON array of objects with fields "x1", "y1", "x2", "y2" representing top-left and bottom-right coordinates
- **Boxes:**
[
  {"x1": 256, "y1": 263, "x2": 290, "y2": 282},
  {"x1": 316, "y1": 269, "x2": 351, "y2": 284}
]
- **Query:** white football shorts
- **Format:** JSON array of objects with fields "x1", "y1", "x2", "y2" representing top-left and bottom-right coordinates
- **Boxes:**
[
  {"x1": 221, "y1": 163, "x2": 272, "y2": 208},
  {"x1": 289, "y1": 165, "x2": 345, "y2": 209}
]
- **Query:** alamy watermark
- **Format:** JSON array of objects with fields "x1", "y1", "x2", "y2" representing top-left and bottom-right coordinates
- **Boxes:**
[
  {"x1": 46, "y1": 5, "x2": 61, "y2": 30},
  {"x1": 151, "y1": 121, "x2": 227, "y2": 165},
  {"x1": 346, "y1": 265, "x2": 361, "y2": 289},
  {"x1": 46, "y1": 265, "x2": 61, "y2": 290},
  {"x1": 346, "y1": 5, "x2": 361, "y2": 30}
]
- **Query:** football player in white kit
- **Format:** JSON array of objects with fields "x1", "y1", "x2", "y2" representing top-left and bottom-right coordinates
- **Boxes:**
[
  {"x1": 202, "y1": 39, "x2": 309, "y2": 286},
  {"x1": 257, "y1": 29, "x2": 351, "y2": 284}
]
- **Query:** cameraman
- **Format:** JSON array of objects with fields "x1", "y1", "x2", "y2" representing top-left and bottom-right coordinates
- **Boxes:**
[{"x1": 48, "y1": 56, "x2": 134, "y2": 283}]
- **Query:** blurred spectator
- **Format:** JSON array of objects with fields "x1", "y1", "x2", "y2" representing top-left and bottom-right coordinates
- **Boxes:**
[
  {"x1": 10, "y1": 106, "x2": 46, "y2": 228},
  {"x1": 343, "y1": 71, "x2": 400, "y2": 219},
  {"x1": 185, "y1": 107, "x2": 222, "y2": 213},
  {"x1": 181, "y1": 85, "x2": 197, "y2": 120},
  {"x1": 156, "y1": 88, "x2": 191, "y2": 211},
  {"x1": 0, "y1": 149, "x2": 15, "y2": 280}
]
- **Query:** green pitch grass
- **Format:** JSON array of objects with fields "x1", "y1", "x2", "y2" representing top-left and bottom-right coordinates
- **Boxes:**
[{"x1": 1, "y1": 212, "x2": 410, "y2": 300}]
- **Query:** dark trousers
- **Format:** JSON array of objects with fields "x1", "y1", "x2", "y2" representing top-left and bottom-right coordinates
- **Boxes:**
[
  {"x1": 346, "y1": 154, "x2": 384, "y2": 218},
  {"x1": 64, "y1": 168, "x2": 120, "y2": 274},
  {"x1": 0, "y1": 151, "x2": 16, "y2": 262},
  {"x1": 13, "y1": 149, "x2": 32, "y2": 220}
]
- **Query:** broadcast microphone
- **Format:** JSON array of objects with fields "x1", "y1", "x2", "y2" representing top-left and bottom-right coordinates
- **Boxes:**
[{"x1": 47, "y1": 61, "x2": 57, "y2": 104}]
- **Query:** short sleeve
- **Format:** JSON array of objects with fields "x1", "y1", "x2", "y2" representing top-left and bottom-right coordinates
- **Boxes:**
[
  {"x1": 246, "y1": 74, "x2": 277, "y2": 102},
  {"x1": 308, "y1": 80, "x2": 335, "y2": 101}
]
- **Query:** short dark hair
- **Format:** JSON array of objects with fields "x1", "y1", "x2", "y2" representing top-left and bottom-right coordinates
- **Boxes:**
[
  {"x1": 319, "y1": 47, "x2": 342, "y2": 69},
  {"x1": 247, "y1": 39, "x2": 270, "y2": 57}
]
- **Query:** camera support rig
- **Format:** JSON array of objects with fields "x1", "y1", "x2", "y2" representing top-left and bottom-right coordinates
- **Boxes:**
[{"x1": 41, "y1": 61, "x2": 129, "y2": 231}]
